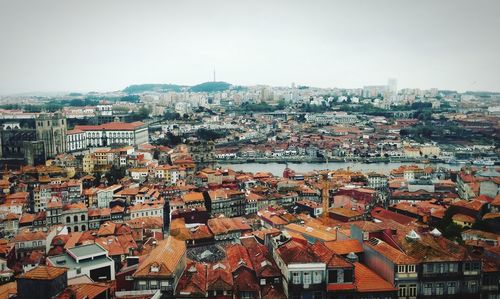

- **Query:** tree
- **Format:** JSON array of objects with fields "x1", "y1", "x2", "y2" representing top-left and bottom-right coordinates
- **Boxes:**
[
  {"x1": 196, "y1": 128, "x2": 225, "y2": 141},
  {"x1": 105, "y1": 166, "x2": 126, "y2": 185}
]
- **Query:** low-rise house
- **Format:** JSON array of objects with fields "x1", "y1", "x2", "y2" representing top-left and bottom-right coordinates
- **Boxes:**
[
  {"x1": 207, "y1": 261, "x2": 233, "y2": 298},
  {"x1": 12, "y1": 230, "x2": 47, "y2": 259},
  {"x1": 176, "y1": 262, "x2": 207, "y2": 298},
  {"x1": 273, "y1": 239, "x2": 326, "y2": 299},
  {"x1": 16, "y1": 266, "x2": 68, "y2": 299},
  {"x1": 132, "y1": 236, "x2": 186, "y2": 297},
  {"x1": 364, "y1": 237, "x2": 418, "y2": 298},
  {"x1": 62, "y1": 203, "x2": 88, "y2": 233},
  {"x1": 207, "y1": 189, "x2": 246, "y2": 217},
  {"x1": 227, "y1": 243, "x2": 260, "y2": 298},
  {"x1": 207, "y1": 217, "x2": 252, "y2": 243},
  {"x1": 47, "y1": 243, "x2": 115, "y2": 281}
]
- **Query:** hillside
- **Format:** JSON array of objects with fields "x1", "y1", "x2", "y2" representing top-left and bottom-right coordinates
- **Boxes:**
[
  {"x1": 189, "y1": 81, "x2": 231, "y2": 92},
  {"x1": 123, "y1": 84, "x2": 186, "y2": 93}
]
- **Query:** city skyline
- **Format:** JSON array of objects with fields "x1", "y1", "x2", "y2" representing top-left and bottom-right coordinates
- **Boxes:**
[{"x1": 1, "y1": 0, "x2": 500, "y2": 94}]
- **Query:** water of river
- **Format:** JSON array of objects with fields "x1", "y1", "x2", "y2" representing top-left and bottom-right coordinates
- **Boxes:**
[{"x1": 217, "y1": 162, "x2": 462, "y2": 177}]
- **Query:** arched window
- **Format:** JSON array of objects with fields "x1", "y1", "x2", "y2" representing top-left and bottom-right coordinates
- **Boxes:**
[
  {"x1": 81, "y1": 225, "x2": 86, "y2": 231},
  {"x1": 66, "y1": 216, "x2": 71, "y2": 223},
  {"x1": 67, "y1": 227, "x2": 71, "y2": 233},
  {"x1": 74, "y1": 226, "x2": 79, "y2": 232},
  {"x1": 74, "y1": 215, "x2": 78, "y2": 222},
  {"x1": 81, "y1": 215, "x2": 85, "y2": 221}
]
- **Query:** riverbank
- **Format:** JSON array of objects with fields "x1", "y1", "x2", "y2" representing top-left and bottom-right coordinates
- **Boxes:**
[
  {"x1": 217, "y1": 161, "x2": 463, "y2": 176},
  {"x1": 216, "y1": 156, "x2": 446, "y2": 164}
]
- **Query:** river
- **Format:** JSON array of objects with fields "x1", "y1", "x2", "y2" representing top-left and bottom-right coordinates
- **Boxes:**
[{"x1": 217, "y1": 161, "x2": 462, "y2": 176}]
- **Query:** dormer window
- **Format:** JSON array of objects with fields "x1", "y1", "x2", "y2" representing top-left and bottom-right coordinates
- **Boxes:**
[{"x1": 150, "y1": 263, "x2": 160, "y2": 273}]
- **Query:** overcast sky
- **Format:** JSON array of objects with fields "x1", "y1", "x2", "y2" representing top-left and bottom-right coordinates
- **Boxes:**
[{"x1": 0, "y1": 0, "x2": 499, "y2": 94}]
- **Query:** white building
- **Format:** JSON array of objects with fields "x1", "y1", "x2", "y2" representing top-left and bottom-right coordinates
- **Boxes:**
[
  {"x1": 73, "y1": 121, "x2": 148, "y2": 148},
  {"x1": 47, "y1": 243, "x2": 115, "y2": 281}
]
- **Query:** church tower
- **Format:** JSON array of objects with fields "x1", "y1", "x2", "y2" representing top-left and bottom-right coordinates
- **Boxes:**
[{"x1": 36, "y1": 112, "x2": 67, "y2": 158}]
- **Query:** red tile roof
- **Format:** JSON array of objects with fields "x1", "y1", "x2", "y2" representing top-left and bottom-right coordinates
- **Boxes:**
[
  {"x1": 176, "y1": 262, "x2": 207, "y2": 297},
  {"x1": 354, "y1": 262, "x2": 396, "y2": 292},
  {"x1": 75, "y1": 121, "x2": 145, "y2": 131},
  {"x1": 18, "y1": 266, "x2": 67, "y2": 280},
  {"x1": 324, "y1": 239, "x2": 363, "y2": 255}
]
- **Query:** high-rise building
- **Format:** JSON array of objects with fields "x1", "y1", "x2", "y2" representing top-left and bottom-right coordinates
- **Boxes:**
[
  {"x1": 388, "y1": 78, "x2": 398, "y2": 95},
  {"x1": 36, "y1": 112, "x2": 67, "y2": 158}
]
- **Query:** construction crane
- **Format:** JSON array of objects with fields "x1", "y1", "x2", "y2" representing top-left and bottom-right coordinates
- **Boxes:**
[{"x1": 320, "y1": 173, "x2": 339, "y2": 221}]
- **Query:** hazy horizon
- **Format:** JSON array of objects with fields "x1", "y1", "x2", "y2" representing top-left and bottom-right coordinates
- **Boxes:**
[{"x1": 1, "y1": 0, "x2": 500, "y2": 95}]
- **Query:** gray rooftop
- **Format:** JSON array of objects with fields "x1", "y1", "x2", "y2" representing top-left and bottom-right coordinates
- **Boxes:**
[
  {"x1": 68, "y1": 244, "x2": 106, "y2": 258},
  {"x1": 47, "y1": 253, "x2": 113, "y2": 270}
]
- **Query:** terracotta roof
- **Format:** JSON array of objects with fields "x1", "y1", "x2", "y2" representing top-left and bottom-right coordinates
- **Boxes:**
[
  {"x1": 324, "y1": 239, "x2": 363, "y2": 255},
  {"x1": 207, "y1": 261, "x2": 233, "y2": 291},
  {"x1": 276, "y1": 240, "x2": 322, "y2": 265},
  {"x1": 207, "y1": 217, "x2": 251, "y2": 235},
  {"x1": 354, "y1": 262, "x2": 396, "y2": 292},
  {"x1": 57, "y1": 283, "x2": 110, "y2": 299},
  {"x1": 12, "y1": 230, "x2": 47, "y2": 242},
  {"x1": 365, "y1": 238, "x2": 417, "y2": 264},
  {"x1": 452, "y1": 213, "x2": 476, "y2": 224},
  {"x1": 310, "y1": 242, "x2": 352, "y2": 268},
  {"x1": 0, "y1": 282, "x2": 16, "y2": 299},
  {"x1": 176, "y1": 262, "x2": 207, "y2": 297},
  {"x1": 97, "y1": 222, "x2": 116, "y2": 236},
  {"x1": 134, "y1": 236, "x2": 186, "y2": 278},
  {"x1": 75, "y1": 121, "x2": 145, "y2": 131},
  {"x1": 241, "y1": 237, "x2": 281, "y2": 278},
  {"x1": 18, "y1": 266, "x2": 67, "y2": 280},
  {"x1": 182, "y1": 192, "x2": 205, "y2": 202},
  {"x1": 226, "y1": 243, "x2": 254, "y2": 273},
  {"x1": 284, "y1": 223, "x2": 336, "y2": 242},
  {"x1": 370, "y1": 207, "x2": 414, "y2": 225}
]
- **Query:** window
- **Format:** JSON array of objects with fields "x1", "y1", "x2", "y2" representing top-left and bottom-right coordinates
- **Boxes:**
[
  {"x1": 423, "y1": 283, "x2": 432, "y2": 296},
  {"x1": 436, "y1": 283, "x2": 444, "y2": 295},
  {"x1": 81, "y1": 215, "x2": 85, "y2": 221},
  {"x1": 150, "y1": 280, "x2": 158, "y2": 289},
  {"x1": 260, "y1": 279, "x2": 266, "y2": 285},
  {"x1": 328, "y1": 270, "x2": 337, "y2": 283},
  {"x1": 438, "y1": 263, "x2": 446, "y2": 273},
  {"x1": 465, "y1": 262, "x2": 471, "y2": 271},
  {"x1": 313, "y1": 271, "x2": 322, "y2": 284},
  {"x1": 32, "y1": 241, "x2": 37, "y2": 247},
  {"x1": 424, "y1": 263, "x2": 434, "y2": 273},
  {"x1": 398, "y1": 265, "x2": 406, "y2": 273},
  {"x1": 303, "y1": 272, "x2": 311, "y2": 285},
  {"x1": 292, "y1": 272, "x2": 300, "y2": 284},
  {"x1": 125, "y1": 276, "x2": 133, "y2": 281},
  {"x1": 449, "y1": 263, "x2": 458, "y2": 272},
  {"x1": 408, "y1": 284, "x2": 417, "y2": 297},
  {"x1": 66, "y1": 216, "x2": 71, "y2": 223},
  {"x1": 398, "y1": 284, "x2": 407, "y2": 297},
  {"x1": 468, "y1": 281, "x2": 478, "y2": 293},
  {"x1": 448, "y1": 282, "x2": 456, "y2": 294},
  {"x1": 344, "y1": 269, "x2": 353, "y2": 283},
  {"x1": 407, "y1": 264, "x2": 416, "y2": 273},
  {"x1": 337, "y1": 269, "x2": 344, "y2": 283},
  {"x1": 138, "y1": 281, "x2": 147, "y2": 290},
  {"x1": 472, "y1": 262, "x2": 480, "y2": 271}
]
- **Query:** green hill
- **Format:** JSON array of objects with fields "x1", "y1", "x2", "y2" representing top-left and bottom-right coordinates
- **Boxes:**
[
  {"x1": 189, "y1": 81, "x2": 231, "y2": 92},
  {"x1": 123, "y1": 84, "x2": 186, "y2": 93}
]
